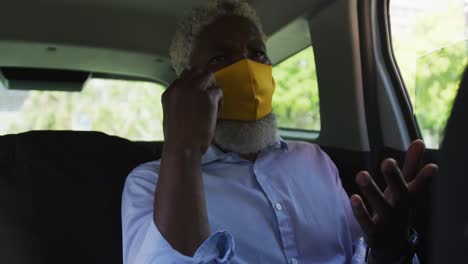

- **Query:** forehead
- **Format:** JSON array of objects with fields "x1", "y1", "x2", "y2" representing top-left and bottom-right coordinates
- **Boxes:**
[{"x1": 195, "y1": 15, "x2": 264, "y2": 52}]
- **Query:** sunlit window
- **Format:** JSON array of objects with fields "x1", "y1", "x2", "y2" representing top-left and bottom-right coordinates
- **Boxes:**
[
  {"x1": 1, "y1": 48, "x2": 321, "y2": 140},
  {"x1": 390, "y1": 0, "x2": 468, "y2": 148},
  {"x1": 0, "y1": 79, "x2": 165, "y2": 141},
  {"x1": 273, "y1": 47, "x2": 320, "y2": 132}
]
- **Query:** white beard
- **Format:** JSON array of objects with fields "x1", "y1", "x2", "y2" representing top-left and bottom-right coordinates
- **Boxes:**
[{"x1": 213, "y1": 112, "x2": 278, "y2": 154}]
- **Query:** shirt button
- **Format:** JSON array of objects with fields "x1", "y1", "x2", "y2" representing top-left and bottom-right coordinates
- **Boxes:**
[
  {"x1": 290, "y1": 258, "x2": 299, "y2": 264},
  {"x1": 275, "y1": 203, "x2": 282, "y2": 211}
]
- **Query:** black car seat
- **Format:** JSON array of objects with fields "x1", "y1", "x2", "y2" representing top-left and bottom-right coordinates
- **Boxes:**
[
  {"x1": 433, "y1": 66, "x2": 468, "y2": 262},
  {"x1": 0, "y1": 131, "x2": 163, "y2": 263}
]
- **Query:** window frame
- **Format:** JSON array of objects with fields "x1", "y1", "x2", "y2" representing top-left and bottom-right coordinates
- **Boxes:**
[
  {"x1": 378, "y1": 0, "x2": 422, "y2": 141},
  {"x1": 0, "y1": 77, "x2": 168, "y2": 141},
  {"x1": 272, "y1": 45, "x2": 321, "y2": 136}
]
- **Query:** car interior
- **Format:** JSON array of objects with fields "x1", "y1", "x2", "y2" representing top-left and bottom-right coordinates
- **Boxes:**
[
  {"x1": 432, "y1": 66, "x2": 468, "y2": 263},
  {"x1": 0, "y1": 0, "x2": 466, "y2": 263}
]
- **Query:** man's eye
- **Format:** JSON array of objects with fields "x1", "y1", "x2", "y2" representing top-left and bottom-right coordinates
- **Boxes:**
[
  {"x1": 209, "y1": 56, "x2": 226, "y2": 64},
  {"x1": 255, "y1": 51, "x2": 266, "y2": 57}
]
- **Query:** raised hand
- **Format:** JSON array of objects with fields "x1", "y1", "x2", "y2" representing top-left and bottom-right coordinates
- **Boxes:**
[
  {"x1": 350, "y1": 140, "x2": 438, "y2": 260},
  {"x1": 155, "y1": 69, "x2": 223, "y2": 256},
  {"x1": 162, "y1": 69, "x2": 223, "y2": 154}
]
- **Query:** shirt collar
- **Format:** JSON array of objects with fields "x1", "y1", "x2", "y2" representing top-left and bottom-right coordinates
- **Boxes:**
[
  {"x1": 201, "y1": 137, "x2": 288, "y2": 165},
  {"x1": 201, "y1": 144, "x2": 226, "y2": 164}
]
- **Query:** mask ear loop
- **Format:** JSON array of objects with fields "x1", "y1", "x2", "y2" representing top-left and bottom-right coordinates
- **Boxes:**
[{"x1": 212, "y1": 83, "x2": 224, "y2": 119}]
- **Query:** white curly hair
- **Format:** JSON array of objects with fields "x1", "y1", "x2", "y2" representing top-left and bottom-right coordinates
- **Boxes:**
[{"x1": 169, "y1": 0, "x2": 267, "y2": 76}]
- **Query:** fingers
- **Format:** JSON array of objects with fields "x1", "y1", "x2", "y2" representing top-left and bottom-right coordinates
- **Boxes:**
[
  {"x1": 402, "y1": 139, "x2": 425, "y2": 182},
  {"x1": 356, "y1": 171, "x2": 391, "y2": 220},
  {"x1": 179, "y1": 68, "x2": 216, "y2": 91},
  {"x1": 381, "y1": 159, "x2": 408, "y2": 205},
  {"x1": 195, "y1": 72, "x2": 217, "y2": 91},
  {"x1": 408, "y1": 163, "x2": 438, "y2": 193},
  {"x1": 351, "y1": 194, "x2": 374, "y2": 235},
  {"x1": 179, "y1": 67, "x2": 206, "y2": 79}
]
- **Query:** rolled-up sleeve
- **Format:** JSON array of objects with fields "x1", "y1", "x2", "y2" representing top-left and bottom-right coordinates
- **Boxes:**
[{"x1": 121, "y1": 162, "x2": 235, "y2": 264}]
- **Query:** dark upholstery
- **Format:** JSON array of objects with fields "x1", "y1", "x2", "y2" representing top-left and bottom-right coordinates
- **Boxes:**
[
  {"x1": 0, "y1": 131, "x2": 163, "y2": 264},
  {"x1": 433, "y1": 67, "x2": 468, "y2": 262}
]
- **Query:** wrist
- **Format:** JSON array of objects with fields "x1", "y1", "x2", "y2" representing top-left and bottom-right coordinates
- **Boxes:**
[
  {"x1": 367, "y1": 229, "x2": 418, "y2": 263},
  {"x1": 162, "y1": 141, "x2": 204, "y2": 162},
  {"x1": 164, "y1": 140, "x2": 203, "y2": 154},
  {"x1": 369, "y1": 242, "x2": 413, "y2": 263}
]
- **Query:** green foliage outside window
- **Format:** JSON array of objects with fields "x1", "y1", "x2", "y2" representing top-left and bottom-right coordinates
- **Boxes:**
[
  {"x1": 390, "y1": 1, "x2": 468, "y2": 148},
  {"x1": 414, "y1": 42, "x2": 467, "y2": 147},
  {"x1": 0, "y1": 80, "x2": 166, "y2": 141},
  {"x1": 273, "y1": 47, "x2": 320, "y2": 131}
]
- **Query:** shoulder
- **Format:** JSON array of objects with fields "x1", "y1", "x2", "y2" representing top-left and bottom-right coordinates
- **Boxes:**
[
  {"x1": 129, "y1": 160, "x2": 161, "y2": 176},
  {"x1": 284, "y1": 140, "x2": 333, "y2": 162},
  {"x1": 285, "y1": 140, "x2": 320, "y2": 152},
  {"x1": 283, "y1": 140, "x2": 338, "y2": 175},
  {"x1": 123, "y1": 160, "x2": 162, "y2": 194}
]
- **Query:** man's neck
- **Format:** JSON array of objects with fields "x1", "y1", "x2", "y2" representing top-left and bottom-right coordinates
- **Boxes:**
[
  {"x1": 214, "y1": 143, "x2": 258, "y2": 162},
  {"x1": 239, "y1": 152, "x2": 257, "y2": 162}
]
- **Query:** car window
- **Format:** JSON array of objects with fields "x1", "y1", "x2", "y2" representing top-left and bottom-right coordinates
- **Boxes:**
[
  {"x1": 390, "y1": 0, "x2": 468, "y2": 148},
  {"x1": 273, "y1": 46, "x2": 320, "y2": 132},
  {"x1": 0, "y1": 79, "x2": 166, "y2": 141},
  {"x1": 1, "y1": 48, "x2": 320, "y2": 140}
]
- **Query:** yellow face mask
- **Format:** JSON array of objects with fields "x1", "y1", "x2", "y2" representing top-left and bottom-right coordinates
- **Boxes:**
[{"x1": 214, "y1": 59, "x2": 276, "y2": 121}]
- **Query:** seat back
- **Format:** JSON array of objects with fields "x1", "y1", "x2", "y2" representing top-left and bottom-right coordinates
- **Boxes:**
[
  {"x1": 433, "y1": 66, "x2": 468, "y2": 262},
  {"x1": 0, "y1": 131, "x2": 162, "y2": 263}
]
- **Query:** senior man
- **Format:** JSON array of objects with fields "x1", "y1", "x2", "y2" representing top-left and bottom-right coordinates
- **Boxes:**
[{"x1": 122, "y1": 1, "x2": 437, "y2": 263}]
